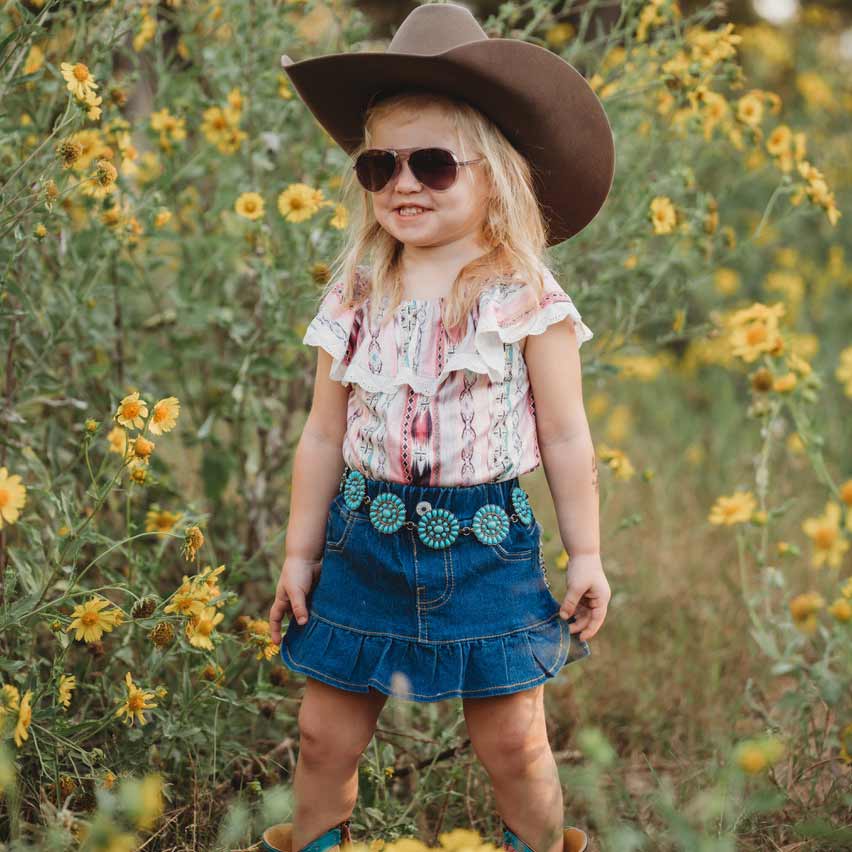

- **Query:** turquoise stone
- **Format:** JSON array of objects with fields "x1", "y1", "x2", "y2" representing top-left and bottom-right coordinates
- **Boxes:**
[
  {"x1": 511, "y1": 487, "x2": 533, "y2": 525},
  {"x1": 343, "y1": 470, "x2": 366, "y2": 510},
  {"x1": 417, "y1": 508, "x2": 459, "y2": 549},
  {"x1": 369, "y1": 492, "x2": 406, "y2": 534},
  {"x1": 472, "y1": 504, "x2": 510, "y2": 545}
]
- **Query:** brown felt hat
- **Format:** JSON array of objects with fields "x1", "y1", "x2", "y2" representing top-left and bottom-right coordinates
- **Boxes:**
[{"x1": 280, "y1": 2, "x2": 616, "y2": 246}]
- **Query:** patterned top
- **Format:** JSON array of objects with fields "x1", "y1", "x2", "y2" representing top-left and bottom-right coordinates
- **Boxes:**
[{"x1": 303, "y1": 265, "x2": 593, "y2": 486}]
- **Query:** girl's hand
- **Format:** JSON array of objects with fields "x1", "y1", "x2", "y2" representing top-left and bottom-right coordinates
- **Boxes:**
[
  {"x1": 558, "y1": 553, "x2": 610, "y2": 641},
  {"x1": 269, "y1": 555, "x2": 323, "y2": 645}
]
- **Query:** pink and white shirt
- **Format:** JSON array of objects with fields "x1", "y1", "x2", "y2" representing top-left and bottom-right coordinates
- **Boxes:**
[{"x1": 303, "y1": 265, "x2": 593, "y2": 487}]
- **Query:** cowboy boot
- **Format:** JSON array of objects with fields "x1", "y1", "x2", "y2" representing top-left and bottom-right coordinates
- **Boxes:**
[
  {"x1": 258, "y1": 817, "x2": 353, "y2": 852},
  {"x1": 502, "y1": 818, "x2": 589, "y2": 852}
]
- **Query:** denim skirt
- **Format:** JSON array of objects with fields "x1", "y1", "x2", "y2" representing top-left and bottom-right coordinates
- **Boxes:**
[{"x1": 280, "y1": 472, "x2": 591, "y2": 702}]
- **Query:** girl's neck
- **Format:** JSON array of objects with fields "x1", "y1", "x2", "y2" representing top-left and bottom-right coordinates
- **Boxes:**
[{"x1": 399, "y1": 240, "x2": 491, "y2": 301}]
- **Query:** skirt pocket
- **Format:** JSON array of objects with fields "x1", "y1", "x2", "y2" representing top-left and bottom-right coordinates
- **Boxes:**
[
  {"x1": 324, "y1": 494, "x2": 357, "y2": 552},
  {"x1": 487, "y1": 517, "x2": 537, "y2": 564}
]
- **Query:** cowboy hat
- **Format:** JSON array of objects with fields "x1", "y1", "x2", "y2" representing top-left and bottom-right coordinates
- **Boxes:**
[{"x1": 279, "y1": 2, "x2": 616, "y2": 246}]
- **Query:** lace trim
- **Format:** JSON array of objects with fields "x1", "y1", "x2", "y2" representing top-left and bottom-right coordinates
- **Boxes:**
[
  {"x1": 328, "y1": 353, "x2": 490, "y2": 396},
  {"x1": 303, "y1": 285, "x2": 593, "y2": 395},
  {"x1": 474, "y1": 297, "x2": 594, "y2": 382}
]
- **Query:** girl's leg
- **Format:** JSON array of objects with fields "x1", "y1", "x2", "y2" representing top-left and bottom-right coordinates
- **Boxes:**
[
  {"x1": 293, "y1": 677, "x2": 389, "y2": 852},
  {"x1": 463, "y1": 685, "x2": 564, "y2": 852}
]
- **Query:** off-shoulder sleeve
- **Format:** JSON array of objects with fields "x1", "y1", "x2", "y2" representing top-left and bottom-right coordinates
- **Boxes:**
[
  {"x1": 474, "y1": 268, "x2": 594, "y2": 381},
  {"x1": 302, "y1": 280, "x2": 363, "y2": 381}
]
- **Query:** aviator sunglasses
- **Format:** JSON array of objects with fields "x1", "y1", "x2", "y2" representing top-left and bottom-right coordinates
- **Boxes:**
[{"x1": 353, "y1": 146, "x2": 484, "y2": 193}]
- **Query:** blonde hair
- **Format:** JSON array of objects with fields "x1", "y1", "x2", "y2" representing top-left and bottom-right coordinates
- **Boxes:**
[{"x1": 323, "y1": 90, "x2": 554, "y2": 336}]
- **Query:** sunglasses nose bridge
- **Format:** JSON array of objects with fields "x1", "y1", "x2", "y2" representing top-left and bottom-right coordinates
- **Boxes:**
[{"x1": 391, "y1": 151, "x2": 421, "y2": 188}]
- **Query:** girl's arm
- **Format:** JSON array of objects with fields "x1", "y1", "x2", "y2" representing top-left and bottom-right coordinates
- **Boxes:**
[
  {"x1": 285, "y1": 347, "x2": 349, "y2": 562},
  {"x1": 269, "y1": 347, "x2": 349, "y2": 642},
  {"x1": 524, "y1": 319, "x2": 610, "y2": 641},
  {"x1": 524, "y1": 319, "x2": 599, "y2": 556}
]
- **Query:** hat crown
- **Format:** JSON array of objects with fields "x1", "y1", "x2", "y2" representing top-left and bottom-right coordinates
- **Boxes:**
[{"x1": 387, "y1": 3, "x2": 488, "y2": 57}]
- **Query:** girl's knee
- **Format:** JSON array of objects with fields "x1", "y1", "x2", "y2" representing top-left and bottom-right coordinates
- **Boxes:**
[
  {"x1": 464, "y1": 689, "x2": 550, "y2": 776},
  {"x1": 473, "y1": 725, "x2": 551, "y2": 777},
  {"x1": 297, "y1": 699, "x2": 377, "y2": 767}
]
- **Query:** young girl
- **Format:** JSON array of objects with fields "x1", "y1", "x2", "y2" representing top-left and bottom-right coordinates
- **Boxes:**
[{"x1": 262, "y1": 5, "x2": 614, "y2": 852}]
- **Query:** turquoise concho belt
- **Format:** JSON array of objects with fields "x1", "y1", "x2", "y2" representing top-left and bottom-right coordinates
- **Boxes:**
[{"x1": 337, "y1": 469, "x2": 534, "y2": 550}]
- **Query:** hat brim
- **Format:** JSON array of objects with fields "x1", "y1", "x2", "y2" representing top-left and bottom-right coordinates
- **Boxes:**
[{"x1": 281, "y1": 40, "x2": 616, "y2": 245}]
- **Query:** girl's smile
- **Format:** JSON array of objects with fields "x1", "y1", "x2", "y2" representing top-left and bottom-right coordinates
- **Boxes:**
[{"x1": 394, "y1": 207, "x2": 432, "y2": 219}]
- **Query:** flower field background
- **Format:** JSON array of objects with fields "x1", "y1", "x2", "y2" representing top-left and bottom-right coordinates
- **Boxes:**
[{"x1": 0, "y1": 0, "x2": 850, "y2": 849}]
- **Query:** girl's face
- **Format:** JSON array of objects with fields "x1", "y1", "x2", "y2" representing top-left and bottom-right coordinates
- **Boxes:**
[{"x1": 368, "y1": 105, "x2": 490, "y2": 251}]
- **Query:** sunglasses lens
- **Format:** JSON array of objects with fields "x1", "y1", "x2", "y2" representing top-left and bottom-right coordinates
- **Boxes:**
[
  {"x1": 410, "y1": 148, "x2": 457, "y2": 190},
  {"x1": 355, "y1": 150, "x2": 396, "y2": 191}
]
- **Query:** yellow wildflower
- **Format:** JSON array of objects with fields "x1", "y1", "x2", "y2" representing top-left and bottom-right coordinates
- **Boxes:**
[
  {"x1": 115, "y1": 672, "x2": 157, "y2": 727},
  {"x1": 148, "y1": 396, "x2": 180, "y2": 435},
  {"x1": 145, "y1": 507, "x2": 182, "y2": 537},
  {"x1": 235, "y1": 192, "x2": 265, "y2": 220},
  {"x1": 0, "y1": 684, "x2": 21, "y2": 733},
  {"x1": 60, "y1": 61, "x2": 99, "y2": 101},
  {"x1": 789, "y1": 591, "x2": 824, "y2": 634},
  {"x1": 150, "y1": 108, "x2": 187, "y2": 152},
  {"x1": 14, "y1": 690, "x2": 33, "y2": 748},
  {"x1": 66, "y1": 596, "x2": 124, "y2": 643},
  {"x1": 129, "y1": 435, "x2": 155, "y2": 463},
  {"x1": 226, "y1": 88, "x2": 244, "y2": 112},
  {"x1": 201, "y1": 104, "x2": 246, "y2": 154},
  {"x1": 114, "y1": 391, "x2": 149, "y2": 430},
  {"x1": 828, "y1": 598, "x2": 852, "y2": 622},
  {"x1": 0, "y1": 467, "x2": 27, "y2": 528},
  {"x1": 278, "y1": 183, "x2": 325, "y2": 223},
  {"x1": 597, "y1": 445, "x2": 635, "y2": 481},
  {"x1": 766, "y1": 124, "x2": 792, "y2": 158},
  {"x1": 135, "y1": 773, "x2": 165, "y2": 830},
  {"x1": 545, "y1": 22, "x2": 574, "y2": 50},
  {"x1": 714, "y1": 267, "x2": 740, "y2": 296},
  {"x1": 185, "y1": 605, "x2": 225, "y2": 650},
  {"x1": 726, "y1": 302, "x2": 785, "y2": 362},
  {"x1": 133, "y1": 12, "x2": 157, "y2": 53},
  {"x1": 438, "y1": 829, "x2": 487, "y2": 851},
  {"x1": 57, "y1": 674, "x2": 76, "y2": 709},
  {"x1": 163, "y1": 581, "x2": 207, "y2": 618},
  {"x1": 107, "y1": 425, "x2": 128, "y2": 456},
  {"x1": 787, "y1": 352, "x2": 812, "y2": 376},
  {"x1": 836, "y1": 346, "x2": 852, "y2": 398},
  {"x1": 736, "y1": 92, "x2": 764, "y2": 128},
  {"x1": 801, "y1": 501, "x2": 850, "y2": 569},
  {"x1": 708, "y1": 491, "x2": 757, "y2": 525},
  {"x1": 649, "y1": 196, "x2": 676, "y2": 235},
  {"x1": 24, "y1": 44, "x2": 45, "y2": 75},
  {"x1": 83, "y1": 88, "x2": 103, "y2": 121},
  {"x1": 329, "y1": 203, "x2": 349, "y2": 230},
  {"x1": 772, "y1": 372, "x2": 797, "y2": 393}
]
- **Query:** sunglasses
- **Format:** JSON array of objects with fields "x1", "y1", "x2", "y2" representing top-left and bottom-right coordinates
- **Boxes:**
[{"x1": 353, "y1": 146, "x2": 484, "y2": 193}]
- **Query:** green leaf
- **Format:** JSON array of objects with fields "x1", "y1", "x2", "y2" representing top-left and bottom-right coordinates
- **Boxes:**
[{"x1": 202, "y1": 447, "x2": 232, "y2": 503}]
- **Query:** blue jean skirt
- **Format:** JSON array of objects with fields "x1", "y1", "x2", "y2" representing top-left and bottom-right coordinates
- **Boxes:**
[{"x1": 280, "y1": 471, "x2": 591, "y2": 702}]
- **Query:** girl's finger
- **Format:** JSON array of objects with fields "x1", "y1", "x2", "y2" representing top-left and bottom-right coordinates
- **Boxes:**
[
  {"x1": 580, "y1": 606, "x2": 607, "y2": 640},
  {"x1": 568, "y1": 612, "x2": 592, "y2": 634}
]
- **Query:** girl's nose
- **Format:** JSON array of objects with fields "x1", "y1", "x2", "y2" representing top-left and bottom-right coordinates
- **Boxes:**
[{"x1": 393, "y1": 158, "x2": 421, "y2": 189}]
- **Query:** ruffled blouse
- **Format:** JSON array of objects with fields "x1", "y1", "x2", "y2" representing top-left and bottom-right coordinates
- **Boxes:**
[{"x1": 303, "y1": 265, "x2": 593, "y2": 486}]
